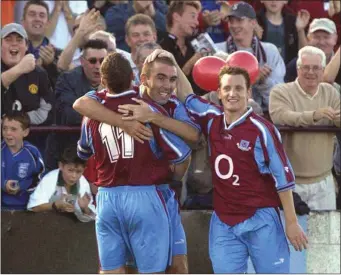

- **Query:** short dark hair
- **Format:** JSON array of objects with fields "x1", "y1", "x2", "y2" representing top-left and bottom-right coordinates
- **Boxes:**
[
  {"x1": 83, "y1": 39, "x2": 108, "y2": 54},
  {"x1": 60, "y1": 147, "x2": 87, "y2": 167},
  {"x1": 101, "y1": 52, "x2": 133, "y2": 94},
  {"x1": 219, "y1": 66, "x2": 251, "y2": 90},
  {"x1": 23, "y1": 0, "x2": 50, "y2": 19},
  {"x1": 125, "y1": 14, "x2": 156, "y2": 35},
  {"x1": 166, "y1": 1, "x2": 201, "y2": 29},
  {"x1": 2, "y1": 111, "x2": 30, "y2": 130},
  {"x1": 141, "y1": 55, "x2": 176, "y2": 77}
]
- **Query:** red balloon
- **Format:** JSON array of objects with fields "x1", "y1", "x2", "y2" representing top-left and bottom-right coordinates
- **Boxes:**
[
  {"x1": 226, "y1": 51, "x2": 259, "y2": 84},
  {"x1": 192, "y1": 56, "x2": 226, "y2": 92}
]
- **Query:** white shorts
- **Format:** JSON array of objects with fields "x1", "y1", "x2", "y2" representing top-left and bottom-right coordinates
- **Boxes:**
[{"x1": 295, "y1": 173, "x2": 336, "y2": 210}]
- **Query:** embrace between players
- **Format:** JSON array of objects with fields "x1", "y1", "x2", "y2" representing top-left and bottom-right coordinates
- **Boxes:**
[{"x1": 75, "y1": 49, "x2": 307, "y2": 274}]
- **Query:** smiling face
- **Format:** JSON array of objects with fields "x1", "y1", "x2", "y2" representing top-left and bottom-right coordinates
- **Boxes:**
[
  {"x1": 126, "y1": 24, "x2": 156, "y2": 55},
  {"x1": 227, "y1": 16, "x2": 256, "y2": 44},
  {"x1": 176, "y1": 5, "x2": 199, "y2": 37},
  {"x1": 22, "y1": 4, "x2": 49, "y2": 38},
  {"x1": 297, "y1": 53, "x2": 324, "y2": 91},
  {"x1": 308, "y1": 30, "x2": 337, "y2": 58},
  {"x1": 142, "y1": 61, "x2": 178, "y2": 105},
  {"x1": 1, "y1": 33, "x2": 28, "y2": 67},
  {"x1": 218, "y1": 73, "x2": 251, "y2": 114}
]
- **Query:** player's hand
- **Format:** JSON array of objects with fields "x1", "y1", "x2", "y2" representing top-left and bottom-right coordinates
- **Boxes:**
[
  {"x1": 313, "y1": 107, "x2": 339, "y2": 122},
  {"x1": 17, "y1": 54, "x2": 36, "y2": 74},
  {"x1": 121, "y1": 120, "x2": 153, "y2": 144},
  {"x1": 55, "y1": 196, "x2": 75, "y2": 213},
  {"x1": 5, "y1": 180, "x2": 20, "y2": 195},
  {"x1": 285, "y1": 221, "x2": 308, "y2": 251},
  {"x1": 78, "y1": 193, "x2": 91, "y2": 210},
  {"x1": 118, "y1": 98, "x2": 155, "y2": 123}
]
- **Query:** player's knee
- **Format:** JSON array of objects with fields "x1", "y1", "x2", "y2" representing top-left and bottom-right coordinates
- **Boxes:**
[
  {"x1": 167, "y1": 255, "x2": 188, "y2": 274},
  {"x1": 100, "y1": 266, "x2": 126, "y2": 274}
]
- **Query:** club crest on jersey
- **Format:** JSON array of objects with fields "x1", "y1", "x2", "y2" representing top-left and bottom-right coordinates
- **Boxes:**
[
  {"x1": 237, "y1": 140, "x2": 251, "y2": 151},
  {"x1": 18, "y1": 163, "x2": 29, "y2": 179}
]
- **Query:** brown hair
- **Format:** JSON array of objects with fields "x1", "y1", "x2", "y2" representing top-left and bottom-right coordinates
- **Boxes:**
[
  {"x1": 166, "y1": 1, "x2": 201, "y2": 29},
  {"x1": 141, "y1": 55, "x2": 176, "y2": 77},
  {"x1": 2, "y1": 111, "x2": 31, "y2": 130},
  {"x1": 125, "y1": 14, "x2": 156, "y2": 36},
  {"x1": 100, "y1": 52, "x2": 133, "y2": 94},
  {"x1": 219, "y1": 66, "x2": 251, "y2": 90},
  {"x1": 23, "y1": 0, "x2": 49, "y2": 19}
]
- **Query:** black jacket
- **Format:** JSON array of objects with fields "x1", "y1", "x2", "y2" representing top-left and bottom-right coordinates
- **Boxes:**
[
  {"x1": 55, "y1": 66, "x2": 96, "y2": 125},
  {"x1": 257, "y1": 7, "x2": 299, "y2": 65}
]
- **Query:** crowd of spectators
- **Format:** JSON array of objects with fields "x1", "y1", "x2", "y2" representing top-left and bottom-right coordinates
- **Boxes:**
[{"x1": 1, "y1": 0, "x2": 341, "y2": 218}]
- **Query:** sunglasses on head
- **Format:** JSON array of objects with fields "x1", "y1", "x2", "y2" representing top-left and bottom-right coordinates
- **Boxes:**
[{"x1": 86, "y1": 57, "x2": 105, "y2": 65}]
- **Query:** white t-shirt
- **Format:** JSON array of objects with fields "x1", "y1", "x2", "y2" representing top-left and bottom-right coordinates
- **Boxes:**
[
  {"x1": 27, "y1": 169, "x2": 96, "y2": 222},
  {"x1": 45, "y1": 1, "x2": 88, "y2": 49}
]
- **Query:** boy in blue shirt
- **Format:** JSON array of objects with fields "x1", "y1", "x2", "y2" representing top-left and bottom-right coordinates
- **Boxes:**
[{"x1": 1, "y1": 112, "x2": 45, "y2": 210}]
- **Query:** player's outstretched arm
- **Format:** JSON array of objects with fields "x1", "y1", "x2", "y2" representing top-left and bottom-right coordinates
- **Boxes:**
[
  {"x1": 119, "y1": 98, "x2": 200, "y2": 144},
  {"x1": 278, "y1": 190, "x2": 308, "y2": 251},
  {"x1": 73, "y1": 96, "x2": 153, "y2": 144}
]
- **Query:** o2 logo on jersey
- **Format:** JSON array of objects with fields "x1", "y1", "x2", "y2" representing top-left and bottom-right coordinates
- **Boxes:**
[
  {"x1": 214, "y1": 154, "x2": 240, "y2": 186},
  {"x1": 99, "y1": 123, "x2": 134, "y2": 163}
]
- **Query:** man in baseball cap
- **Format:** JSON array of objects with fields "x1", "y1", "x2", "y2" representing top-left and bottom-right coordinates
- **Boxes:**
[
  {"x1": 309, "y1": 18, "x2": 337, "y2": 35},
  {"x1": 226, "y1": 1, "x2": 256, "y2": 19},
  {"x1": 1, "y1": 23, "x2": 28, "y2": 40},
  {"x1": 1, "y1": 22, "x2": 53, "y2": 125},
  {"x1": 216, "y1": 1, "x2": 286, "y2": 114},
  {"x1": 308, "y1": 18, "x2": 337, "y2": 63},
  {"x1": 285, "y1": 18, "x2": 338, "y2": 83}
]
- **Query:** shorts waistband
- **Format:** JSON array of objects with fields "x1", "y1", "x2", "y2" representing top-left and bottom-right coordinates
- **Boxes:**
[
  {"x1": 98, "y1": 185, "x2": 157, "y2": 193},
  {"x1": 156, "y1": 184, "x2": 170, "y2": 190}
]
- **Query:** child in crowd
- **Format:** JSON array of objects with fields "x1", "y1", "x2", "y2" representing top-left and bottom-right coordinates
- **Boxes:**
[
  {"x1": 1, "y1": 112, "x2": 45, "y2": 210},
  {"x1": 27, "y1": 147, "x2": 96, "y2": 222},
  {"x1": 257, "y1": 0, "x2": 310, "y2": 64}
]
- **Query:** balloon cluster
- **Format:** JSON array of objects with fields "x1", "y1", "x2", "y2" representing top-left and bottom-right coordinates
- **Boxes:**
[{"x1": 192, "y1": 51, "x2": 260, "y2": 92}]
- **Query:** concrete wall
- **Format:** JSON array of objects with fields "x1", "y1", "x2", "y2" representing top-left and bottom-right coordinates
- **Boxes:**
[
  {"x1": 1, "y1": 210, "x2": 340, "y2": 274},
  {"x1": 307, "y1": 211, "x2": 340, "y2": 273}
]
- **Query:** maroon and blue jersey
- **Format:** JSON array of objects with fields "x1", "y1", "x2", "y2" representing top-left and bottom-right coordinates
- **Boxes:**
[
  {"x1": 77, "y1": 89, "x2": 191, "y2": 187},
  {"x1": 137, "y1": 87, "x2": 200, "y2": 131},
  {"x1": 185, "y1": 94, "x2": 295, "y2": 226}
]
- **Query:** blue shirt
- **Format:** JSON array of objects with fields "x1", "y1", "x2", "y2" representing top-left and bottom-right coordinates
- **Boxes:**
[
  {"x1": 28, "y1": 37, "x2": 50, "y2": 59},
  {"x1": 1, "y1": 141, "x2": 45, "y2": 210}
]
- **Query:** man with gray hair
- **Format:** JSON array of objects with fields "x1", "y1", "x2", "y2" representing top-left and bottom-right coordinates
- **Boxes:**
[
  {"x1": 269, "y1": 45, "x2": 340, "y2": 210},
  {"x1": 285, "y1": 18, "x2": 338, "y2": 82},
  {"x1": 133, "y1": 42, "x2": 162, "y2": 77}
]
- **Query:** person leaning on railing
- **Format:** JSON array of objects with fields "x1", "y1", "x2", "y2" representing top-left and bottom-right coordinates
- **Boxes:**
[{"x1": 269, "y1": 45, "x2": 340, "y2": 211}]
